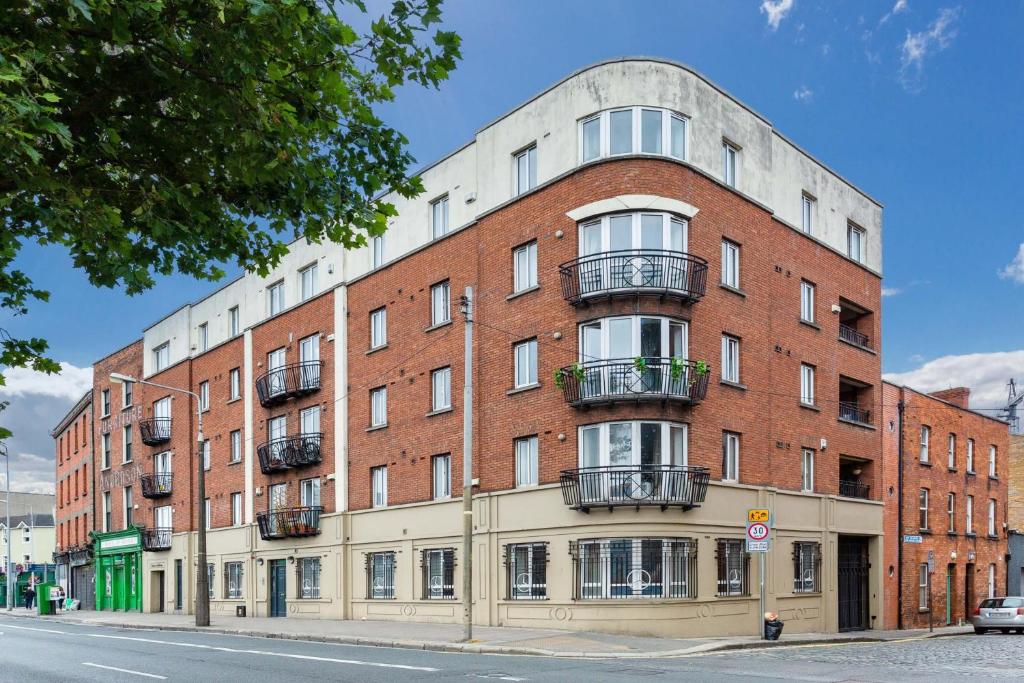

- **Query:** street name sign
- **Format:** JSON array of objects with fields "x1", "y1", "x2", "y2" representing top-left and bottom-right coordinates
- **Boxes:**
[{"x1": 903, "y1": 535, "x2": 923, "y2": 544}]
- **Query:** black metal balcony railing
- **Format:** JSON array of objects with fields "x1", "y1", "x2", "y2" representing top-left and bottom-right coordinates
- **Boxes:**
[
  {"x1": 839, "y1": 401, "x2": 872, "y2": 425},
  {"x1": 140, "y1": 473, "x2": 173, "y2": 498},
  {"x1": 138, "y1": 418, "x2": 172, "y2": 445},
  {"x1": 256, "y1": 506, "x2": 323, "y2": 540},
  {"x1": 839, "y1": 480, "x2": 871, "y2": 500},
  {"x1": 256, "y1": 433, "x2": 323, "y2": 475},
  {"x1": 560, "y1": 465, "x2": 711, "y2": 512},
  {"x1": 141, "y1": 527, "x2": 173, "y2": 551},
  {"x1": 556, "y1": 358, "x2": 709, "y2": 408},
  {"x1": 255, "y1": 361, "x2": 323, "y2": 408},
  {"x1": 559, "y1": 250, "x2": 709, "y2": 306},
  {"x1": 839, "y1": 324, "x2": 872, "y2": 350}
]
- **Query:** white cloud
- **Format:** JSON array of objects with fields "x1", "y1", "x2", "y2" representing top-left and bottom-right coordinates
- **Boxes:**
[
  {"x1": 821, "y1": 43, "x2": 831, "y2": 56},
  {"x1": 998, "y1": 242, "x2": 1024, "y2": 283},
  {"x1": 884, "y1": 349, "x2": 1024, "y2": 410},
  {"x1": 760, "y1": 0, "x2": 794, "y2": 31},
  {"x1": 793, "y1": 85, "x2": 813, "y2": 102},
  {"x1": 880, "y1": 0, "x2": 909, "y2": 26},
  {"x1": 881, "y1": 286, "x2": 902, "y2": 297},
  {"x1": 909, "y1": 354, "x2": 926, "y2": 364},
  {"x1": 0, "y1": 361, "x2": 92, "y2": 401},
  {"x1": 899, "y1": 6, "x2": 962, "y2": 91}
]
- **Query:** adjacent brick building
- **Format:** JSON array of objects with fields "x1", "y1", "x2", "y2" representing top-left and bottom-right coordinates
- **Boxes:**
[
  {"x1": 881, "y1": 382, "x2": 1009, "y2": 629},
  {"x1": 51, "y1": 390, "x2": 94, "y2": 607}
]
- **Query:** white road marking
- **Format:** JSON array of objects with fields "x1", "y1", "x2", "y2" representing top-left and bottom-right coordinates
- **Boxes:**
[
  {"x1": 82, "y1": 663, "x2": 167, "y2": 679},
  {"x1": 0, "y1": 624, "x2": 439, "y2": 672},
  {"x1": 471, "y1": 676, "x2": 526, "y2": 681}
]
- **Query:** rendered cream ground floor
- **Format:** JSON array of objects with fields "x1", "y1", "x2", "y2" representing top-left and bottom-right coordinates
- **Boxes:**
[{"x1": 137, "y1": 482, "x2": 883, "y2": 638}]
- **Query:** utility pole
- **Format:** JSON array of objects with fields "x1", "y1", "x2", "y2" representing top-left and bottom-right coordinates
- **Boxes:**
[
  {"x1": 459, "y1": 287, "x2": 474, "y2": 642},
  {"x1": 3, "y1": 444, "x2": 11, "y2": 611}
]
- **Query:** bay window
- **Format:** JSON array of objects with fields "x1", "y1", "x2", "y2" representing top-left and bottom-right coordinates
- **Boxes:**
[{"x1": 579, "y1": 107, "x2": 688, "y2": 162}]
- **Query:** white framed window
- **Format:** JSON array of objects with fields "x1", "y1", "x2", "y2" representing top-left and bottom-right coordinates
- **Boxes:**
[
  {"x1": 513, "y1": 241, "x2": 538, "y2": 293},
  {"x1": 988, "y1": 499, "x2": 996, "y2": 536},
  {"x1": 300, "y1": 263, "x2": 318, "y2": 301},
  {"x1": 122, "y1": 380, "x2": 132, "y2": 408},
  {"x1": 299, "y1": 557, "x2": 321, "y2": 599},
  {"x1": 577, "y1": 537, "x2": 696, "y2": 600},
  {"x1": 578, "y1": 212, "x2": 687, "y2": 258},
  {"x1": 231, "y1": 492, "x2": 243, "y2": 526},
  {"x1": 514, "y1": 145, "x2": 537, "y2": 195},
  {"x1": 102, "y1": 433, "x2": 111, "y2": 469},
  {"x1": 579, "y1": 421, "x2": 687, "y2": 470},
  {"x1": 431, "y1": 195, "x2": 449, "y2": 238},
  {"x1": 198, "y1": 322, "x2": 208, "y2": 352},
  {"x1": 580, "y1": 316, "x2": 687, "y2": 365},
  {"x1": 369, "y1": 552, "x2": 396, "y2": 599},
  {"x1": 967, "y1": 495, "x2": 974, "y2": 534},
  {"x1": 422, "y1": 548, "x2": 456, "y2": 600},
  {"x1": 793, "y1": 542, "x2": 820, "y2": 593},
  {"x1": 300, "y1": 477, "x2": 320, "y2": 508},
  {"x1": 228, "y1": 306, "x2": 240, "y2": 337},
  {"x1": 121, "y1": 424, "x2": 132, "y2": 463},
  {"x1": 515, "y1": 435, "x2": 538, "y2": 487},
  {"x1": 716, "y1": 538, "x2": 748, "y2": 596},
  {"x1": 722, "y1": 141, "x2": 738, "y2": 187},
  {"x1": 201, "y1": 439, "x2": 210, "y2": 472},
  {"x1": 967, "y1": 439, "x2": 975, "y2": 472},
  {"x1": 199, "y1": 380, "x2": 209, "y2": 411},
  {"x1": 507, "y1": 542, "x2": 547, "y2": 599},
  {"x1": 800, "y1": 280, "x2": 815, "y2": 323},
  {"x1": 431, "y1": 367, "x2": 451, "y2": 412},
  {"x1": 801, "y1": 194, "x2": 815, "y2": 234},
  {"x1": 989, "y1": 445, "x2": 997, "y2": 478},
  {"x1": 722, "y1": 431, "x2": 740, "y2": 482},
  {"x1": 432, "y1": 454, "x2": 451, "y2": 500},
  {"x1": 102, "y1": 491, "x2": 111, "y2": 532},
  {"x1": 267, "y1": 280, "x2": 285, "y2": 316},
  {"x1": 948, "y1": 434, "x2": 956, "y2": 469},
  {"x1": 920, "y1": 425, "x2": 930, "y2": 463},
  {"x1": 153, "y1": 343, "x2": 170, "y2": 372},
  {"x1": 721, "y1": 334, "x2": 740, "y2": 383},
  {"x1": 371, "y1": 466, "x2": 388, "y2": 508},
  {"x1": 847, "y1": 224, "x2": 864, "y2": 263},
  {"x1": 370, "y1": 307, "x2": 387, "y2": 349},
  {"x1": 431, "y1": 281, "x2": 450, "y2": 326},
  {"x1": 229, "y1": 367, "x2": 240, "y2": 400},
  {"x1": 514, "y1": 339, "x2": 538, "y2": 389},
  {"x1": 266, "y1": 347, "x2": 286, "y2": 398},
  {"x1": 721, "y1": 239, "x2": 740, "y2": 288},
  {"x1": 918, "y1": 563, "x2": 929, "y2": 609},
  {"x1": 801, "y1": 449, "x2": 814, "y2": 492},
  {"x1": 154, "y1": 503, "x2": 172, "y2": 531},
  {"x1": 577, "y1": 108, "x2": 688, "y2": 162},
  {"x1": 919, "y1": 488, "x2": 929, "y2": 530},
  {"x1": 225, "y1": 561, "x2": 243, "y2": 598},
  {"x1": 300, "y1": 405, "x2": 320, "y2": 436},
  {"x1": 800, "y1": 364, "x2": 815, "y2": 405},
  {"x1": 371, "y1": 234, "x2": 385, "y2": 268},
  {"x1": 123, "y1": 485, "x2": 133, "y2": 528},
  {"x1": 370, "y1": 386, "x2": 387, "y2": 427},
  {"x1": 948, "y1": 493, "x2": 956, "y2": 533},
  {"x1": 101, "y1": 388, "x2": 110, "y2": 416},
  {"x1": 229, "y1": 430, "x2": 241, "y2": 464}
]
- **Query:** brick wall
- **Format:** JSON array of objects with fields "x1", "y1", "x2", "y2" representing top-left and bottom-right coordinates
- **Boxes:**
[
  {"x1": 55, "y1": 402, "x2": 93, "y2": 551},
  {"x1": 1008, "y1": 434, "x2": 1024, "y2": 531},
  {"x1": 882, "y1": 382, "x2": 1010, "y2": 628},
  {"x1": 345, "y1": 157, "x2": 882, "y2": 510}
]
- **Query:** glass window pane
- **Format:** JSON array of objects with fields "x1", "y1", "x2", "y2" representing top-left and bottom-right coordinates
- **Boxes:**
[
  {"x1": 640, "y1": 214, "x2": 663, "y2": 250},
  {"x1": 608, "y1": 423, "x2": 633, "y2": 466},
  {"x1": 581, "y1": 221, "x2": 602, "y2": 256},
  {"x1": 582, "y1": 117, "x2": 600, "y2": 161},
  {"x1": 581, "y1": 427, "x2": 601, "y2": 468},
  {"x1": 670, "y1": 116, "x2": 685, "y2": 158},
  {"x1": 670, "y1": 426, "x2": 685, "y2": 466},
  {"x1": 609, "y1": 215, "x2": 632, "y2": 251},
  {"x1": 641, "y1": 109, "x2": 662, "y2": 154},
  {"x1": 640, "y1": 423, "x2": 661, "y2": 465},
  {"x1": 610, "y1": 110, "x2": 632, "y2": 155}
]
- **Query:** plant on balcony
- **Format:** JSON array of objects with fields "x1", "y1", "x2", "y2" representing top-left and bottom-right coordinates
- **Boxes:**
[
  {"x1": 670, "y1": 356, "x2": 685, "y2": 381},
  {"x1": 688, "y1": 360, "x2": 709, "y2": 387},
  {"x1": 554, "y1": 362, "x2": 586, "y2": 390},
  {"x1": 632, "y1": 356, "x2": 647, "y2": 372}
]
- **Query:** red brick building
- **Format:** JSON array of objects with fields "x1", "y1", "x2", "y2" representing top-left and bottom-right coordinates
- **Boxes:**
[
  {"x1": 51, "y1": 389, "x2": 94, "y2": 605},
  {"x1": 881, "y1": 382, "x2": 1009, "y2": 629}
]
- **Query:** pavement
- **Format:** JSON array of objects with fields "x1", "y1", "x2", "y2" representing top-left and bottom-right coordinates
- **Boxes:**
[
  {"x1": 0, "y1": 611, "x2": 1010, "y2": 682},
  {"x1": 0, "y1": 606, "x2": 972, "y2": 659}
]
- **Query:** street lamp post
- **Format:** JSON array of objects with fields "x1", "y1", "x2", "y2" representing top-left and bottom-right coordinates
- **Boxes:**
[
  {"x1": 2, "y1": 444, "x2": 11, "y2": 611},
  {"x1": 109, "y1": 373, "x2": 208, "y2": 627}
]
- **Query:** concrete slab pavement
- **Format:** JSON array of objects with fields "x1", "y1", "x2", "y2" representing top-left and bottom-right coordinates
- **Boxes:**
[{"x1": 2, "y1": 607, "x2": 973, "y2": 659}]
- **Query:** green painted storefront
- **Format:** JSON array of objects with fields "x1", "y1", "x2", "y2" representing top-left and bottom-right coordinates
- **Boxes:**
[{"x1": 92, "y1": 528, "x2": 143, "y2": 612}]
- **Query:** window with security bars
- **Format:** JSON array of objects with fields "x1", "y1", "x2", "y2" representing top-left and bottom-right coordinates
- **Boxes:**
[
  {"x1": 716, "y1": 539, "x2": 749, "y2": 596},
  {"x1": 792, "y1": 542, "x2": 821, "y2": 593},
  {"x1": 421, "y1": 548, "x2": 456, "y2": 600},
  {"x1": 505, "y1": 543, "x2": 548, "y2": 600},
  {"x1": 366, "y1": 552, "x2": 396, "y2": 599},
  {"x1": 224, "y1": 562, "x2": 243, "y2": 599},
  {"x1": 298, "y1": 557, "x2": 321, "y2": 599},
  {"x1": 570, "y1": 538, "x2": 697, "y2": 600}
]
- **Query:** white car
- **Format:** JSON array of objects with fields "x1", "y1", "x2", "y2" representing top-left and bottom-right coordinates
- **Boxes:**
[{"x1": 972, "y1": 597, "x2": 1024, "y2": 634}]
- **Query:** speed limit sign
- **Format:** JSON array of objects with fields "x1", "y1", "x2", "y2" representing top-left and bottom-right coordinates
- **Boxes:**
[{"x1": 747, "y1": 522, "x2": 769, "y2": 541}]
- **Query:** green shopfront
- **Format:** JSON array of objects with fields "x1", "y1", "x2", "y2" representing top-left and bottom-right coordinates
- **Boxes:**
[{"x1": 93, "y1": 528, "x2": 143, "y2": 612}]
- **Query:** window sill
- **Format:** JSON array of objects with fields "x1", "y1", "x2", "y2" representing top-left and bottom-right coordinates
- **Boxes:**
[
  {"x1": 799, "y1": 319, "x2": 821, "y2": 331},
  {"x1": 366, "y1": 344, "x2": 388, "y2": 356},
  {"x1": 426, "y1": 407, "x2": 453, "y2": 418},
  {"x1": 799, "y1": 402, "x2": 821, "y2": 412},
  {"x1": 121, "y1": 404, "x2": 133, "y2": 411},
  {"x1": 228, "y1": 459, "x2": 242, "y2": 467},
  {"x1": 366, "y1": 424, "x2": 388, "y2": 432},
  {"x1": 988, "y1": 535, "x2": 1000, "y2": 540},
  {"x1": 101, "y1": 413, "x2": 111, "y2": 420},
  {"x1": 947, "y1": 532, "x2": 958, "y2": 537},
  {"x1": 718, "y1": 283, "x2": 747, "y2": 298},
  {"x1": 948, "y1": 467, "x2": 958, "y2": 473},
  {"x1": 967, "y1": 470, "x2": 976, "y2": 476},
  {"x1": 425, "y1": 320, "x2": 453, "y2": 334},
  {"x1": 919, "y1": 529, "x2": 932, "y2": 535},
  {"x1": 918, "y1": 461, "x2": 932, "y2": 468},
  {"x1": 838, "y1": 337, "x2": 877, "y2": 355},
  {"x1": 507, "y1": 383, "x2": 541, "y2": 396},
  {"x1": 989, "y1": 476, "x2": 999, "y2": 482},
  {"x1": 966, "y1": 532, "x2": 977, "y2": 538},
  {"x1": 226, "y1": 397, "x2": 242, "y2": 405},
  {"x1": 719, "y1": 380, "x2": 747, "y2": 391},
  {"x1": 506, "y1": 285, "x2": 540, "y2": 301}
]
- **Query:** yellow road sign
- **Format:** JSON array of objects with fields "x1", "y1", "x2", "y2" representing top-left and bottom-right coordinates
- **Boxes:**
[{"x1": 747, "y1": 508, "x2": 770, "y2": 524}]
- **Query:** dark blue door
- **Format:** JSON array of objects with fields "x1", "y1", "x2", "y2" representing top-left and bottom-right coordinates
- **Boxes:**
[{"x1": 270, "y1": 560, "x2": 287, "y2": 617}]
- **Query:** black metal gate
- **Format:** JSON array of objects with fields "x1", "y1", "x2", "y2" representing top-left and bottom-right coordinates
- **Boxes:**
[
  {"x1": 72, "y1": 565, "x2": 96, "y2": 611},
  {"x1": 838, "y1": 537, "x2": 869, "y2": 631}
]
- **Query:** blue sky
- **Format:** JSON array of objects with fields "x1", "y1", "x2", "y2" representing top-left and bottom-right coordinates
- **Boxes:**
[{"x1": 3, "y1": 0, "x2": 1023, "y2": 490}]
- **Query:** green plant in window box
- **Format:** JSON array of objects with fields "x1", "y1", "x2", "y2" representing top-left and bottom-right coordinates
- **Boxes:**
[{"x1": 632, "y1": 356, "x2": 647, "y2": 373}]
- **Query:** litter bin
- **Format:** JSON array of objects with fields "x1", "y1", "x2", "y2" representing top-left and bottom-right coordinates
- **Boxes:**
[
  {"x1": 764, "y1": 618, "x2": 784, "y2": 640},
  {"x1": 36, "y1": 582, "x2": 55, "y2": 615},
  {"x1": 236, "y1": 605, "x2": 246, "y2": 617}
]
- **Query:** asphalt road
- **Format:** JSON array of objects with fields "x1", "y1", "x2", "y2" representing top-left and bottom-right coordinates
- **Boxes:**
[{"x1": 1, "y1": 614, "x2": 1021, "y2": 682}]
